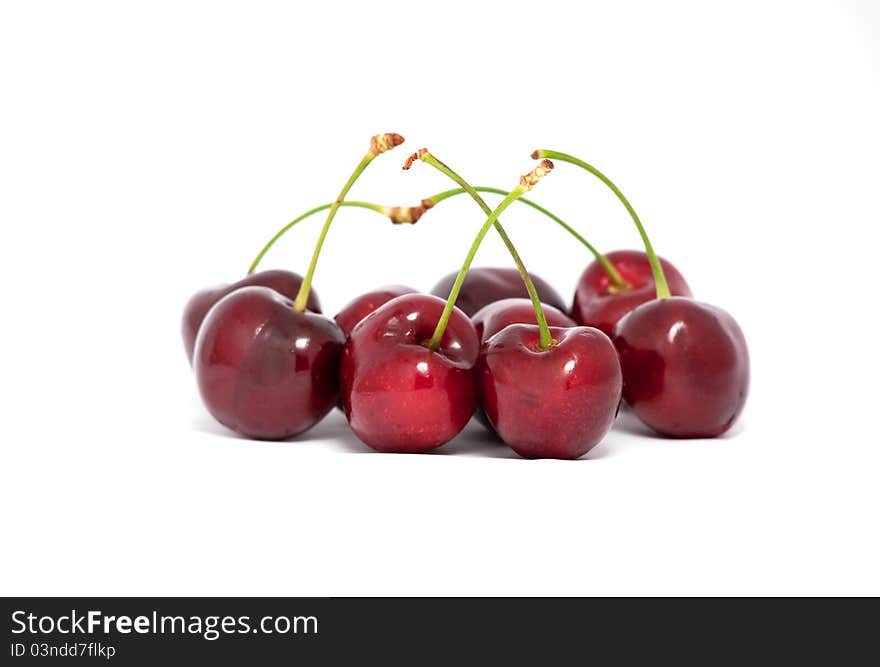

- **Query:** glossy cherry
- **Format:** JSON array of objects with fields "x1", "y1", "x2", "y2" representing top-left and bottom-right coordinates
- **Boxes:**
[
  {"x1": 191, "y1": 132, "x2": 403, "y2": 439},
  {"x1": 194, "y1": 286, "x2": 344, "y2": 439},
  {"x1": 470, "y1": 297, "x2": 578, "y2": 434},
  {"x1": 477, "y1": 324, "x2": 622, "y2": 459},
  {"x1": 430, "y1": 267, "x2": 565, "y2": 317},
  {"x1": 572, "y1": 250, "x2": 691, "y2": 337},
  {"x1": 472, "y1": 297, "x2": 575, "y2": 342},
  {"x1": 341, "y1": 294, "x2": 479, "y2": 453},
  {"x1": 334, "y1": 285, "x2": 417, "y2": 338},
  {"x1": 182, "y1": 270, "x2": 321, "y2": 363},
  {"x1": 612, "y1": 297, "x2": 749, "y2": 438}
]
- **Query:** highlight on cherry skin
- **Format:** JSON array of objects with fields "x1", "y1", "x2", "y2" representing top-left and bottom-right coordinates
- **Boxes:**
[
  {"x1": 194, "y1": 286, "x2": 345, "y2": 440},
  {"x1": 340, "y1": 293, "x2": 480, "y2": 453},
  {"x1": 334, "y1": 285, "x2": 418, "y2": 338},
  {"x1": 182, "y1": 269, "x2": 321, "y2": 363},
  {"x1": 332, "y1": 284, "x2": 418, "y2": 414},
  {"x1": 612, "y1": 297, "x2": 749, "y2": 438},
  {"x1": 571, "y1": 250, "x2": 691, "y2": 337},
  {"x1": 430, "y1": 267, "x2": 566, "y2": 317}
]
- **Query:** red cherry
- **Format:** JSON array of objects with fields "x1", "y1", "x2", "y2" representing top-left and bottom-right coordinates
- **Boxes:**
[
  {"x1": 571, "y1": 250, "x2": 691, "y2": 337},
  {"x1": 430, "y1": 267, "x2": 565, "y2": 317},
  {"x1": 194, "y1": 286, "x2": 344, "y2": 439},
  {"x1": 469, "y1": 298, "x2": 578, "y2": 435},
  {"x1": 340, "y1": 294, "x2": 479, "y2": 453},
  {"x1": 472, "y1": 298, "x2": 576, "y2": 342},
  {"x1": 334, "y1": 285, "x2": 417, "y2": 338},
  {"x1": 612, "y1": 297, "x2": 749, "y2": 438},
  {"x1": 477, "y1": 325, "x2": 622, "y2": 459},
  {"x1": 182, "y1": 270, "x2": 321, "y2": 364}
]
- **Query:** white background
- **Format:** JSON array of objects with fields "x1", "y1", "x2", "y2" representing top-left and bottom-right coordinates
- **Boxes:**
[{"x1": 2, "y1": 1, "x2": 878, "y2": 596}]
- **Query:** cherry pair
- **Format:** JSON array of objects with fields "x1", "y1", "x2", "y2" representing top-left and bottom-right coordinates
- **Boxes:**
[{"x1": 339, "y1": 152, "x2": 623, "y2": 459}]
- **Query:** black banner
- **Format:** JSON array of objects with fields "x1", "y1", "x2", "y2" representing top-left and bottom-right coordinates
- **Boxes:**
[{"x1": 1, "y1": 597, "x2": 874, "y2": 664}]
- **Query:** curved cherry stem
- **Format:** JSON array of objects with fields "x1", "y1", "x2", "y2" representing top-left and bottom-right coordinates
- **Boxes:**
[
  {"x1": 292, "y1": 133, "x2": 404, "y2": 312},
  {"x1": 248, "y1": 201, "x2": 388, "y2": 275},
  {"x1": 248, "y1": 188, "x2": 626, "y2": 288},
  {"x1": 426, "y1": 187, "x2": 626, "y2": 287},
  {"x1": 404, "y1": 149, "x2": 553, "y2": 350},
  {"x1": 423, "y1": 160, "x2": 555, "y2": 352},
  {"x1": 533, "y1": 149, "x2": 670, "y2": 299}
]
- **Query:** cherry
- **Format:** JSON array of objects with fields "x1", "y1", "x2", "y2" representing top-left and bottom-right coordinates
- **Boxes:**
[
  {"x1": 472, "y1": 297, "x2": 575, "y2": 342},
  {"x1": 571, "y1": 250, "x2": 691, "y2": 337},
  {"x1": 182, "y1": 270, "x2": 320, "y2": 363},
  {"x1": 192, "y1": 132, "x2": 406, "y2": 438},
  {"x1": 430, "y1": 267, "x2": 564, "y2": 317},
  {"x1": 341, "y1": 293, "x2": 479, "y2": 452},
  {"x1": 534, "y1": 149, "x2": 749, "y2": 438},
  {"x1": 194, "y1": 287, "x2": 344, "y2": 439},
  {"x1": 468, "y1": 298, "x2": 575, "y2": 432},
  {"x1": 334, "y1": 285, "x2": 417, "y2": 338},
  {"x1": 469, "y1": 297, "x2": 577, "y2": 435},
  {"x1": 612, "y1": 297, "x2": 748, "y2": 437},
  {"x1": 477, "y1": 325, "x2": 622, "y2": 459}
]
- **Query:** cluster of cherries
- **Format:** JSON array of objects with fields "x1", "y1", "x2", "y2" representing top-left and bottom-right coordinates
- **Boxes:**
[{"x1": 183, "y1": 133, "x2": 749, "y2": 459}]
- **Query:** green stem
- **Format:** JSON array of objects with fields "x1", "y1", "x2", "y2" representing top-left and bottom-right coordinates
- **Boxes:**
[
  {"x1": 292, "y1": 151, "x2": 376, "y2": 312},
  {"x1": 426, "y1": 186, "x2": 533, "y2": 350},
  {"x1": 429, "y1": 187, "x2": 626, "y2": 287},
  {"x1": 247, "y1": 201, "x2": 388, "y2": 275},
  {"x1": 414, "y1": 152, "x2": 553, "y2": 350},
  {"x1": 533, "y1": 149, "x2": 670, "y2": 299},
  {"x1": 248, "y1": 189, "x2": 627, "y2": 289}
]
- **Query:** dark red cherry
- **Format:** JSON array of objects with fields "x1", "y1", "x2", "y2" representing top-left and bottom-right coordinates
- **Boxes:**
[
  {"x1": 194, "y1": 286, "x2": 344, "y2": 440},
  {"x1": 572, "y1": 250, "x2": 691, "y2": 337},
  {"x1": 182, "y1": 270, "x2": 321, "y2": 364},
  {"x1": 477, "y1": 325, "x2": 622, "y2": 459},
  {"x1": 612, "y1": 297, "x2": 749, "y2": 438},
  {"x1": 430, "y1": 267, "x2": 566, "y2": 317},
  {"x1": 334, "y1": 285, "x2": 417, "y2": 338},
  {"x1": 340, "y1": 294, "x2": 479, "y2": 453},
  {"x1": 470, "y1": 298, "x2": 577, "y2": 434},
  {"x1": 472, "y1": 298, "x2": 576, "y2": 342}
]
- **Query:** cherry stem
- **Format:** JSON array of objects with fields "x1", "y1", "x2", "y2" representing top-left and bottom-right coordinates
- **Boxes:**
[
  {"x1": 291, "y1": 133, "x2": 404, "y2": 312},
  {"x1": 247, "y1": 189, "x2": 626, "y2": 289},
  {"x1": 426, "y1": 187, "x2": 627, "y2": 288},
  {"x1": 422, "y1": 159, "x2": 555, "y2": 352},
  {"x1": 407, "y1": 150, "x2": 553, "y2": 350},
  {"x1": 533, "y1": 149, "x2": 671, "y2": 299},
  {"x1": 247, "y1": 201, "x2": 389, "y2": 275}
]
